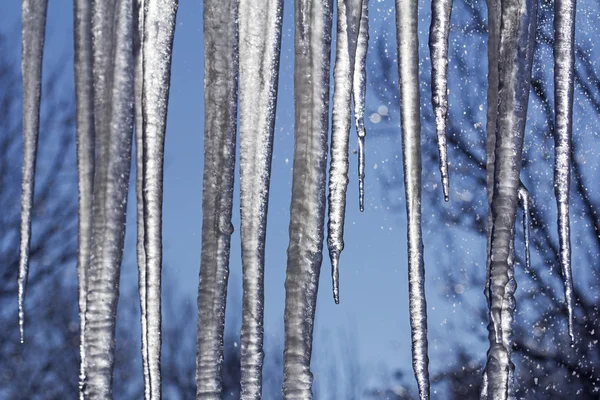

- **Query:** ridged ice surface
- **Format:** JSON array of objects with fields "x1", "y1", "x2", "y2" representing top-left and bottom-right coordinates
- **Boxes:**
[
  {"x1": 18, "y1": 0, "x2": 48, "y2": 344},
  {"x1": 140, "y1": 0, "x2": 178, "y2": 398},
  {"x1": 282, "y1": 0, "x2": 332, "y2": 398},
  {"x1": 553, "y1": 0, "x2": 576, "y2": 343},
  {"x1": 354, "y1": 0, "x2": 368, "y2": 212},
  {"x1": 73, "y1": 0, "x2": 95, "y2": 395},
  {"x1": 394, "y1": 0, "x2": 429, "y2": 397},
  {"x1": 327, "y1": 0, "x2": 362, "y2": 304},
  {"x1": 481, "y1": 0, "x2": 538, "y2": 397},
  {"x1": 196, "y1": 1, "x2": 238, "y2": 398},
  {"x1": 84, "y1": 0, "x2": 134, "y2": 397},
  {"x1": 428, "y1": 0, "x2": 452, "y2": 201},
  {"x1": 238, "y1": 0, "x2": 283, "y2": 398}
]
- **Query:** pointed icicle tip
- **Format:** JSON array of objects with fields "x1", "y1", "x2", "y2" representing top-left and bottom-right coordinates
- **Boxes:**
[{"x1": 331, "y1": 251, "x2": 340, "y2": 304}]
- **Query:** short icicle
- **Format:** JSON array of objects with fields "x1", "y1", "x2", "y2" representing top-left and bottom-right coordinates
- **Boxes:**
[
  {"x1": 282, "y1": 0, "x2": 333, "y2": 398},
  {"x1": 83, "y1": 0, "x2": 134, "y2": 397},
  {"x1": 394, "y1": 0, "x2": 429, "y2": 397},
  {"x1": 140, "y1": 0, "x2": 178, "y2": 398},
  {"x1": 553, "y1": 0, "x2": 576, "y2": 343},
  {"x1": 73, "y1": 0, "x2": 95, "y2": 395},
  {"x1": 481, "y1": 0, "x2": 538, "y2": 396},
  {"x1": 238, "y1": 0, "x2": 283, "y2": 398},
  {"x1": 18, "y1": 0, "x2": 48, "y2": 344},
  {"x1": 428, "y1": 0, "x2": 453, "y2": 201},
  {"x1": 354, "y1": 0, "x2": 369, "y2": 212},
  {"x1": 518, "y1": 184, "x2": 531, "y2": 271},
  {"x1": 196, "y1": 0, "x2": 238, "y2": 398},
  {"x1": 327, "y1": 0, "x2": 362, "y2": 304}
]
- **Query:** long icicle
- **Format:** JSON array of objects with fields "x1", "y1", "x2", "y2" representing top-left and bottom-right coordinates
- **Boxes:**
[
  {"x1": 518, "y1": 184, "x2": 531, "y2": 271},
  {"x1": 196, "y1": 0, "x2": 238, "y2": 397},
  {"x1": 428, "y1": 0, "x2": 452, "y2": 201},
  {"x1": 238, "y1": 0, "x2": 283, "y2": 398},
  {"x1": 282, "y1": 0, "x2": 333, "y2": 397},
  {"x1": 84, "y1": 0, "x2": 134, "y2": 396},
  {"x1": 327, "y1": 0, "x2": 362, "y2": 304},
  {"x1": 394, "y1": 0, "x2": 429, "y2": 398},
  {"x1": 354, "y1": 0, "x2": 369, "y2": 213},
  {"x1": 73, "y1": 0, "x2": 95, "y2": 395},
  {"x1": 141, "y1": 0, "x2": 178, "y2": 398},
  {"x1": 553, "y1": 0, "x2": 576, "y2": 343},
  {"x1": 481, "y1": 0, "x2": 538, "y2": 396},
  {"x1": 18, "y1": 0, "x2": 48, "y2": 344},
  {"x1": 133, "y1": 0, "x2": 151, "y2": 397}
]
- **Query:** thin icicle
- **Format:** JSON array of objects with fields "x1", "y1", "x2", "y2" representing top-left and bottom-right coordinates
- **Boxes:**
[
  {"x1": 282, "y1": 0, "x2": 333, "y2": 397},
  {"x1": 83, "y1": 0, "x2": 134, "y2": 397},
  {"x1": 196, "y1": 0, "x2": 238, "y2": 398},
  {"x1": 238, "y1": 0, "x2": 283, "y2": 398},
  {"x1": 553, "y1": 0, "x2": 576, "y2": 343},
  {"x1": 518, "y1": 184, "x2": 531, "y2": 271},
  {"x1": 73, "y1": 0, "x2": 95, "y2": 395},
  {"x1": 481, "y1": 0, "x2": 538, "y2": 396},
  {"x1": 428, "y1": 0, "x2": 452, "y2": 201},
  {"x1": 327, "y1": 0, "x2": 362, "y2": 304},
  {"x1": 394, "y1": 0, "x2": 429, "y2": 398},
  {"x1": 18, "y1": 0, "x2": 48, "y2": 344},
  {"x1": 354, "y1": 0, "x2": 368, "y2": 212},
  {"x1": 133, "y1": 0, "x2": 151, "y2": 397},
  {"x1": 140, "y1": 1, "x2": 178, "y2": 398}
]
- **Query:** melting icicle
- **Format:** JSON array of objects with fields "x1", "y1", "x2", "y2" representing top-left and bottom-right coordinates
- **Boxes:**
[
  {"x1": 327, "y1": 0, "x2": 362, "y2": 304},
  {"x1": 481, "y1": 0, "x2": 538, "y2": 396},
  {"x1": 428, "y1": 0, "x2": 452, "y2": 201},
  {"x1": 238, "y1": 0, "x2": 283, "y2": 398},
  {"x1": 518, "y1": 184, "x2": 531, "y2": 271},
  {"x1": 84, "y1": 0, "x2": 134, "y2": 397},
  {"x1": 18, "y1": 0, "x2": 48, "y2": 344},
  {"x1": 140, "y1": 0, "x2": 178, "y2": 398},
  {"x1": 354, "y1": 0, "x2": 368, "y2": 212},
  {"x1": 197, "y1": 0, "x2": 238, "y2": 398},
  {"x1": 553, "y1": 0, "x2": 576, "y2": 343},
  {"x1": 133, "y1": 0, "x2": 151, "y2": 398},
  {"x1": 73, "y1": 0, "x2": 95, "y2": 394},
  {"x1": 282, "y1": 0, "x2": 333, "y2": 398},
  {"x1": 394, "y1": 0, "x2": 429, "y2": 398}
]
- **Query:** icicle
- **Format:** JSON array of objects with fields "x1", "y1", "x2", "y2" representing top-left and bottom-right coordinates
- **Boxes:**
[
  {"x1": 428, "y1": 0, "x2": 452, "y2": 201},
  {"x1": 394, "y1": 0, "x2": 429, "y2": 398},
  {"x1": 354, "y1": 0, "x2": 368, "y2": 212},
  {"x1": 518, "y1": 184, "x2": 531, "y2": 271},
  {"x1": 18, "y1": 0, "x2": 48, "y2": 344},
  {"x1": 133, "y1": 0, "x2": 151, "y2": 398},
  {"x1": 140, "y1": 1, "x2": 178, "y2": 398},
  {"x1": 196, "y1": 0, "x2": 238, "y2": 398},
  {"x1": 238, "y1": 0, "x2": 283, "y2": 398},
  {"x1": 553, "y1": 0, "x2": 576, "y2": 343},
  {"x1": 73, "y1": 0, "x2": 95, "y2": 395},
  {"x1": 327, "y1": 0, "x2": 362, "y2": 305},
  {"x1": 481, "y1": 0, "x2": 538, "y2": 396},
  {"x1": 282, "y1": 0, "x2": 333, "y2": 398},
  {"x1": 83, "y1": 0, "x2": 134, "y2": 397}
]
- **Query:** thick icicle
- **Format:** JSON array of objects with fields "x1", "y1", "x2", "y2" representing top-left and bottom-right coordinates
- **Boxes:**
[
  {"x1": 238, "y1": 0, "x2": 283, "y2": 398},
  {"x1": 282, "y1": 0, "x2": 333, "y2": 397},
  {"x1": 196, "y1": 0, "x2": 238, "y2": 398},
  {"x1": 394, "y1": 0, "x2": 429, "y2": 398},
  {"x1": 428, "y1": 0, "x2": 452, "y2": 201},
  {"x1": 518, "y1": 184, "x2": 531, "y2": 271},
  {"x1": 553, "y1": 0, "x2": 576, "y2": 343},
  {"x1": 73, "y1": 0, "x2": 95, "y2": 395},
  {"x1": 481, "y1": 0, "x2": 538, "y2": 396},
  {"x1": 140, "y1": 0, "x2": 178, "y2": 398},
  {"x1": 133, "y1": 0, "x2": 151, "y2": 397},
  {"x1": 18, "y1": 0, "x2": 48, "y2": 343},
  {"x1": 327, "y1": 0, "x2": 362, "y2": 304},
  {"x1": 83, "y1": 0, "x2": 134, "y2": 397},
  {"x1": 353, "y1": 0, "x2": 368, "y2": 212}
]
